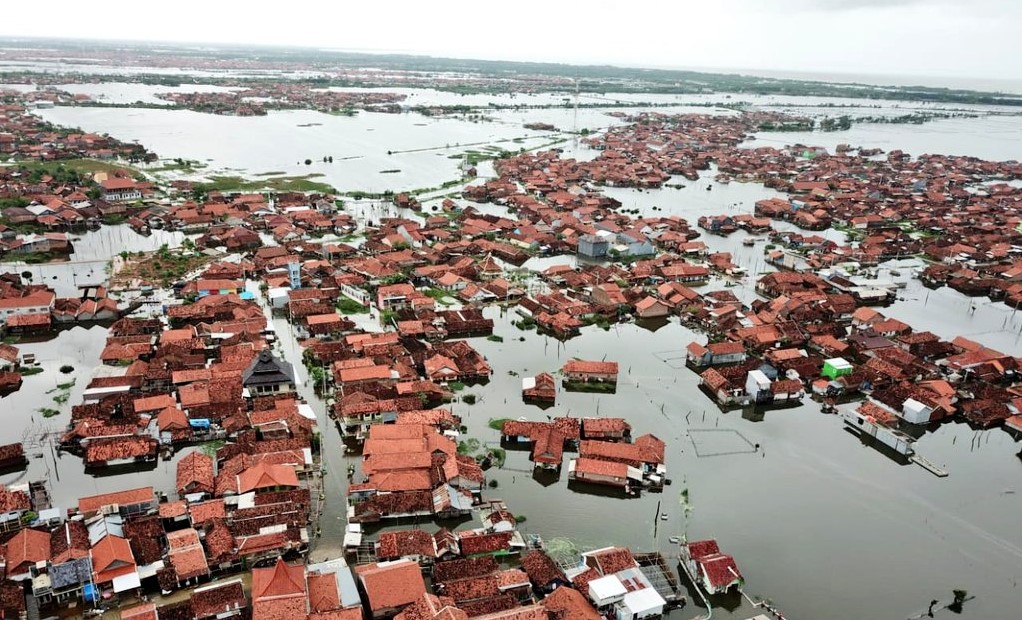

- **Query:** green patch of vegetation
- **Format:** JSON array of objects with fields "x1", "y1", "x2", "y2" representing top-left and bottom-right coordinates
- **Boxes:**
[
  {"x1": 462, "y1": 394, "x2": 477, "y2": 405},
  {"x1": 458, "y1": 438, "x2": 481, "y2": 454},
  {"x1": 582, "y1": 315, "x2": 613, "y2": 331},
  {"x1": 0, "y1": 197, "x2": 30, "y2": 210},
  {"x1": 513, "y1": 316, "x2": 537, "y2": 330},
  {"x1": 488, "y1": 418, "x2": 511, "y2": 431},
  {"x1": 59, "y1": 364, "x2": 74, "y2": 374},
  {"x1": 308, "y1": 366, "x2": 328, "y2": 390},
  {"x1": 102, "y1": 214, "x2": 128, "y2": 225},
  {"x1": 563, "y1": 380, "x2": 617, "y2": 394},
  {"x1": 17, "y1": 158, "x2": 141, "y2": 178},
  {"x1": 515, "y1": 514, "x2": 527, "y2": 523},
  {"x1": 336, "y1": 296, "x2": 370, "y2": 314},
  {"x1": 19, "y1": 366, "x2": 44, "y2": 376},
  {"x1": 380, "y1": 309, "x2": 397, "y2": 326},
  {"x1": 423, "y1": 288, "x2": 455, "y2": 305},
  {"x1": 5, "y1": 252, "x2": 55, "y2": 265},
  {"x1": 148, "y1": 158, "x2": 206, "y2": 173},
  {"x1": 192, "y1": 174, "x2": 336, "y2": 194},
  {"x1": 200, "y1": 440, "x2": 226, "y2": 457},
  {"x1": 486, "y1": 335, "x2": 504, "y2": 343},
  {"x1": 448, "y1": 381, "x2": 466, "y2": 392},
  {"x1": 255, "y1": 171, "x2": 287, "y2": 177},
  {"x1": 37, "y1": 408, "x2": 60, "y2": 418},
  {"x1": 488, "y1": 479, "x2": 499, "y2": 488}
]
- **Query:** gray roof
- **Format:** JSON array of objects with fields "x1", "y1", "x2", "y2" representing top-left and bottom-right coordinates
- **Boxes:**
[{"x1": 50, "y1": 557, "x2": 93, "y2": 589}]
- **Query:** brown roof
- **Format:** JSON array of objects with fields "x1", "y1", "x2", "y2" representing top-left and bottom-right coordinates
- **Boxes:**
[
  {"x1": 191, "y1": 579, "x2": 247, "y2": 619},
  {"x1": 563, "y1": 360, "x2": 619, "y2": 375},
  {"x1": 176, "y1": 450, "x2": 215, "y2": 496},
  {"x1": 120, "y1": 603, "x2": 159, "y2": 620},
  {"x1": 520, "y1": 550, "x2": 565, "y2": 588},
  {"x1": 378, "y1": 529, "x2": 438, "y2": 560}
]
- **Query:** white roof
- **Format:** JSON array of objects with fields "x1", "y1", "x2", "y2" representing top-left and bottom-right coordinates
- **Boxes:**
[
  {"x1": 112, "y1": 571, "x2": 142, "y2": 593},
  {"x1": 623, "y1": 587, "x2": 666, "y2": 614},
  {"x1": 825, "y1": 357, "x2": 852, "y2": 368},
  {"x1": 903, "y1": 398, "x2": 930, "y2": 414},
  {"x1": 589, "y1": 574, "x2": 627, "y2": 601},
  {"x1": 522, "y1": 377, "x2": 536, "y2": 390},
  {"x1": 298, "y1": 403, "x2": 317, "y2": 420}
]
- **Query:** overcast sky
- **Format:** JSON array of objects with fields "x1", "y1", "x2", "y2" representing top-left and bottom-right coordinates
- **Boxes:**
[{"x1": 2, "y1": 0, "x2": 1019, "y2": 84}]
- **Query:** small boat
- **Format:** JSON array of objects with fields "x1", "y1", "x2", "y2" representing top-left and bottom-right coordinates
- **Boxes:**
[
  {"x1": 660, "y1": 512, "x2": 668, "y2": 521},
  {"x1": 743, "y1": 238, "x2": 756, "y2": 246},
  {"x1": 668, "y1": 536, "x2": 681, "y2": 544}
]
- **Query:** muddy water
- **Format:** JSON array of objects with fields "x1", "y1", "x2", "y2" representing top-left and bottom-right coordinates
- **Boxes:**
[
  {"x1": 0, "y1": 325, "x2": 192, "y2": 508},
  {"x1": 425, "y1": 308, "x2": 1022, "y2": 620},
  {"x1": 5, "y1": 95, "x2": 1022, "y2": 618},
  {"x1": 1, "y1": 225, "x2": 185, "y2": 297}
]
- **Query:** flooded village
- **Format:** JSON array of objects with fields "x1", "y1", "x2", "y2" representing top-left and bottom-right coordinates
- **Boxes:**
[{"x1": 1, "y1": 42, "x2": 1022, "y2": 620}]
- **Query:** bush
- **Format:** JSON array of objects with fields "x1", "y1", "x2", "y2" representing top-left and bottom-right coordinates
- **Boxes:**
[
  {"x1": 488, "y1": 479, "x2": 499, "y2": 488},
  {"x1": 488, "y1": 418, "x2": 511, "y2": 431},
  {"x1": 59, "y1": 365, "x2": 74, "y2": 374},
  {"x1": 515, "y1": 515, "x2": 527, "y2": 523},
  {"x1": 463, "y1": 394, "x2": 477, "y2": 405}
]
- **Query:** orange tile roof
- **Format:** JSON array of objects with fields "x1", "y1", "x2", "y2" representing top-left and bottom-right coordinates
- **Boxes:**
[
  {"x1": 307, "y1": 572, "x2": 341, "y2": 613},
  {"x1": 237, "y1": 461, "x2": 299, "y2": 494},
  {"x1": 91, "y1": 535, "x2": 136, "y2": 584},
  {"x1": 79, "y1": 487, "x2": 154, "y2": 514},
  {"x1": 252, "y1": 559, "x2": 307, "y2": 620},
  {"x1": 355, "y1": 560, "x2": 426, "y2": 612}
]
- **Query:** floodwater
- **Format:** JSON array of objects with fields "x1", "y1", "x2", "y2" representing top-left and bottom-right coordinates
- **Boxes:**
[
  {"x1": 0, "y1": 225, "x2": 185, "y2": 297},
  {"x1": 745, "y1": 114, "x2": 1022, "y2": 162},
  {"x1": 32, "y1": 106, "x2": 564, "y2": 194},
  {"x1": 54, "y1": 82, "x2": 242, "y2": 106},
  {"x1": 3, "y1": 87, "x2": 1022, "y2": 618},
  {"x1": 0, "y1": 324, "x2": 193, "y2": 509}
]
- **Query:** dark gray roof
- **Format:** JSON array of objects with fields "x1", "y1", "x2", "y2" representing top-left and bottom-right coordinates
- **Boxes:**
[{"x1": 242, "y1": 349, "x2": 295, "y2": 387}]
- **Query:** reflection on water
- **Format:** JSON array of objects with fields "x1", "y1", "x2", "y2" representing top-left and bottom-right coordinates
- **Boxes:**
[{"x1": 0, "y1": 226, "x2": 184, "y2": 296}]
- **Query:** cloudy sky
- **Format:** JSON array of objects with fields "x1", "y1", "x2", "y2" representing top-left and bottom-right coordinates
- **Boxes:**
[{"x1": 1, "y1": 0, "x2": 1018, "y2": 83}]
